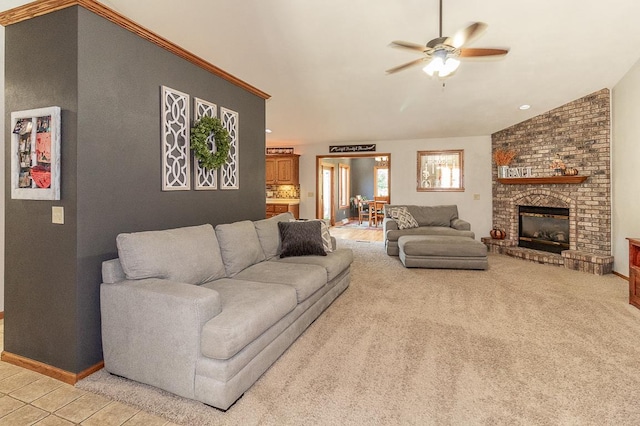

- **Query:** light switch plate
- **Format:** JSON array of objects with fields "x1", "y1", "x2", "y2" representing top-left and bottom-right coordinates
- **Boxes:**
[
  {"x1": 473, "y1": 194, "x2": 481, "y2": 200},
  {"x1": 52, "y1": 206, "x2": 64, "y2": 224}
]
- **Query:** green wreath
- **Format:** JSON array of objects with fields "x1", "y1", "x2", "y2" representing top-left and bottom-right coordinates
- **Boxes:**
[{"x1": 190, "y1": 116, "x2": 231, "y2": 170}]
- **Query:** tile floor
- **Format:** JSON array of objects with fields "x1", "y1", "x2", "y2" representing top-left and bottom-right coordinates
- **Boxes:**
[{"x1": 0, "y1": 320, "x2": 177, "y2": 426}]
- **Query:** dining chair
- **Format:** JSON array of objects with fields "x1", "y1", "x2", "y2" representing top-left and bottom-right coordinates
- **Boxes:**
[
  {"x1": 358, "y1": 199, "x2": 371, "y2": 225},
  {"x1": 373, "y1": 196, "x2": 389, "y2": 227}
]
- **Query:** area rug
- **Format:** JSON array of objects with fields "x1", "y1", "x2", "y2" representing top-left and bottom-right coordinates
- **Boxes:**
[
  {"x1": 77, "y1": 239, "x2": 640, "y2": 425},
  {"x1": 338, "y1": 221, "x2": 381, "y2": 230}
]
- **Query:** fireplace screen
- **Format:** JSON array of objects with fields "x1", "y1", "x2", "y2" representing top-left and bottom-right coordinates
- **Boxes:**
[{"x1": 518, "y1": 205, "x2": 569, "y2": 254}]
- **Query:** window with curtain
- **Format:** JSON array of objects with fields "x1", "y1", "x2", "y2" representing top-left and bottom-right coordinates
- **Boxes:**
[{"x1": 339, "y1": 164, "x2": 350, "y2": 209}]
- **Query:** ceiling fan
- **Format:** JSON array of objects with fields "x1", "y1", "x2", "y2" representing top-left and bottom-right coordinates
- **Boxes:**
[{"x1": 386, "y1": 0, "x2": 509, "y2": 78}]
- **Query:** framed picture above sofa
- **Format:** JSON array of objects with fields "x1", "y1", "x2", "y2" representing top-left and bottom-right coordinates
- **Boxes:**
[{"x1": 417, "y1": 149, "x2": 464, "y2": 192}]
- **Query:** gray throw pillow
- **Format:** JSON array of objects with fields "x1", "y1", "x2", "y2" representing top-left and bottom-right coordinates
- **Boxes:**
[
  {"x1": 278, "y1": 221, "x2": 327, "y2": 258},
  {"x1": 289, "y1": 219, "x2": 333, "y2": 253}
]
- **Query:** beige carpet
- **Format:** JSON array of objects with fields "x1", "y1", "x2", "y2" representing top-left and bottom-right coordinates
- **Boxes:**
[{"x1": 77, "y1": 239, "x2": 640, "y2": 425}]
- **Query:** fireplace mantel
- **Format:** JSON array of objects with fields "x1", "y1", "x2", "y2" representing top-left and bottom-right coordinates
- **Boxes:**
[{"x1": 497, "y1": 176, "x2": 588, "y2": 185}]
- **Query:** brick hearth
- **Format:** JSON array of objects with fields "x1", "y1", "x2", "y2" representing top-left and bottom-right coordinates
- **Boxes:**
[{"x1": 489, "y1": 89, "x2": 612, "y2": 275}]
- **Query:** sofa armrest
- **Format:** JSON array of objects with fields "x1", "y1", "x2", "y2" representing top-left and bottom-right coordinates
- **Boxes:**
[
  {"x1": 383, "y1": 217, "x2": 398, "y2": 235},
  {"x1": 451, "y1": 218, "x2": 471, "y2": 231},
  {"x1": 101, "y1": 278, "x2": 221, "y2": 399}
]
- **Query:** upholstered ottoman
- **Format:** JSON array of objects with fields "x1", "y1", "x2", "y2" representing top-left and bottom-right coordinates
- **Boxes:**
[{"x1": 398, "y1": 235, "x2": 488, "y2": 270}]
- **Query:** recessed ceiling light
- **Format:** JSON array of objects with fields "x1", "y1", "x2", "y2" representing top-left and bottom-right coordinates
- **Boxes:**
[
  {"x1": 519, "y1": 104, "x2": 531, "y2": 110},
  {"x1": 265, "y1": 129, "x2": 272, "y2": 133}
]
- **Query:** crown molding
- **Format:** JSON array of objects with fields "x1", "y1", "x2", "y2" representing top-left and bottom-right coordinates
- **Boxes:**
[{"x1": 0, "y1": 0, "x2": 270, "y2": 100}]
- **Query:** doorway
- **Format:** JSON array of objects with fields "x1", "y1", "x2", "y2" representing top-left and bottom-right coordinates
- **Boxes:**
[
  {"x1": 315, "y1": 153, "x2": 391, "y2": 224},
  {"x1": 320, "y1": 163, "x2": 335, "y2": 225}
]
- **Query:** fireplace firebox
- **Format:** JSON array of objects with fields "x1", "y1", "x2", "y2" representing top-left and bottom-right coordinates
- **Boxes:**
[{"x1": 518, "y1": 205, "x2": 569, "y2": 254}]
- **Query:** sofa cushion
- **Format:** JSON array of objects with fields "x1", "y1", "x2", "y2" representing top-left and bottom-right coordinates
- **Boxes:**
[
  {"x1": 254, "y1": 212, "x2": 294, "y2": 260},
  {"x1": 410, "y1": 205, "x2": 458, "y2": 227},
  {"x1": 233, "y1": 262, "x2": 327, "y2": 303},
  {"x1": 200, "y1": 279, "x2": 297, "y2": 360},
  {"x1": 116, "y1": 224, "x2": 226, "y2": 285},
  {"x1": 386, "y1": 226, "x2": 475, "y2": 242},
  {"x1": 399, "y1": 235, "x2": 487, "y2": 257},
  {"x1": 388, "y1": 207, "x2": 419, "y2": 230},
  {"x1": 278, "y1": 221, "x2": 327, "y2": 258},
  {"x1": 272, "y1": 248, "x2": 353, "y2": 281},
  {"x1": 386, "y1": 205, "x2": 458, "y2": 227},
  {"x1": 215, "y1": 221, "x2": 266, "y2": 277}
]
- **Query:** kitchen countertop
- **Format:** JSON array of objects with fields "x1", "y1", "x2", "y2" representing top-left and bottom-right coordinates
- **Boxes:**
[{"x1": 266, "y1": 198, "x2": 300, "y2": 205}]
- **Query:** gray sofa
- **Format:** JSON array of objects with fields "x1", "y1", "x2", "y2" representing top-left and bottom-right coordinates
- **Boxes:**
[
  {"x1": 100, "y1": 212, "x2": 353, "y2": 410},
  {"x1": 383, "y1": 204, "x2": 475, "y2": 255}
]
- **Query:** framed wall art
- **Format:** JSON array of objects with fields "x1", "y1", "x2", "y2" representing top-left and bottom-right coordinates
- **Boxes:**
[
  {"x1": 161, "y1": 86, "x2": 191, "y2": 191},
  {"x1": 11, "y1": 106, "x2": 61, "y2": 200},
  {"x1": 417, "y1": 149, "x2": 464, "y2": 192}
]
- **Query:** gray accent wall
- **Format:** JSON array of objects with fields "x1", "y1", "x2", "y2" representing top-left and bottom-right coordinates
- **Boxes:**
[{"x1": 5, "y1": 7, "x2": 266, "y2": 373}]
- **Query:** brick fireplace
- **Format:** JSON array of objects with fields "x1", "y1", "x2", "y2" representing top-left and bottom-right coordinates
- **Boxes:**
[{"x1": 485, "y1": 89, "x2": 613, "y2": 275}]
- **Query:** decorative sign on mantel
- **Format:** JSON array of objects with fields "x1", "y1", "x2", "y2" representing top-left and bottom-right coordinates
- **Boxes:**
[
  {"x1": 506, "y1": 166, "x2": 533, "y2": 178},
  {"x1": 329, "y1": 144, "x2": 376, "y2": 153}
]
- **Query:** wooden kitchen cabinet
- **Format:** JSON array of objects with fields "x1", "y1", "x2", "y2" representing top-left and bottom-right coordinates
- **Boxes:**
[
  {"x1": 266, "y1": 203, "x2": 299, "y2": 219},
  {"x1": 628, "y1": 238, "x2": 640, "y2": 310},
  {"x1": 266, "y1": 154, "x2": 299, "y2": 185}
]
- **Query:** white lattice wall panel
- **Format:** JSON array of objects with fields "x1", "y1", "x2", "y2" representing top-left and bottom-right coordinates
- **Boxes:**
[
  {"x1": 194, "y1": 98, "x2": 218, "y2": 190},
  {"x1": 161, "y1": 86, "x2": 190, "y2": 191},
  {"x1": 220, "y1": 107, "x2": 239, "y2": 190}
]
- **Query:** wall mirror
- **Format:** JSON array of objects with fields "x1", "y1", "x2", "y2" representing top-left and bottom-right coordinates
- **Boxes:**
[{"x1": 417, "y1": 149, "x2": 464, "y2": 192}]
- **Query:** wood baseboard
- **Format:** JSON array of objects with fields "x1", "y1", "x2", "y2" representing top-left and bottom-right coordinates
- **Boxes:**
[
  {"x1": 613, "y1": 271, "x2": 629, "y2": 281},
  {"x1": 0, "y1": 312, "x2": 4, "y2": 319},
  {"x1": 1, "y1": 351, "x2": 104, "y2": 385}
]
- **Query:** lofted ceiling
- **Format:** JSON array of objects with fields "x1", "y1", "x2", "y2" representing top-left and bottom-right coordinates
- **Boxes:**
[{"x1": 3, "y1": 0, "x2": 640, "y2": 145}]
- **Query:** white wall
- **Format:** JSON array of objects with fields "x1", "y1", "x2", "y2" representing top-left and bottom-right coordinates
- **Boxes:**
[
  {"x1": 289, "y1": 135, "x2": 493, "y2": 240},
  {"x1": 0, "y1": 25, "x2": 5, "y2": 311},
  {"x1": 612, "y1": 57, "x2": 640, "y2": 275}
]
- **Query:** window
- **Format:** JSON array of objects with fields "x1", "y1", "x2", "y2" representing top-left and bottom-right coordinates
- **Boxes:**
[
  {"x1": 374, "y1": 166, "x2": 389, "y2": 197},
  {"x1": 339, "y1": 164, "x2": 350, "y2": 209}
]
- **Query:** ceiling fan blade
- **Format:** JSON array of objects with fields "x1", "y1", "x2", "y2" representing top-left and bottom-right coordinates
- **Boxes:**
[
  {"x1": 459, "y1": 48, "x2": 509, "y2": 57},
  {"x1": 445, "y1": 22, "x2": 488, "y2": 48},
  {"x1": 389, "y1": 40, "x2": 429, "y2": 53},
  {"x1": 386, "y1": 57, "x2": 429, "y2": 74}
]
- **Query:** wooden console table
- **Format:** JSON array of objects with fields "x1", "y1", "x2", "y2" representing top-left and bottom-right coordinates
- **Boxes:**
[
  {"x1": 497, "y1": 176, "x2": 588, "y2": 184},
  {"x1": 628, "y1": 238, "x2": 640, "y2": 310}
]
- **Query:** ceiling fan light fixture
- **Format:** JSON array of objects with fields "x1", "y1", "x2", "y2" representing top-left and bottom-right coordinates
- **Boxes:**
[
  {"x1": 440, "y1": 57, "x2": 460, "y2": 77},
  {"x1": 423, "y1": 56, "x2": 443, "y2": 76},
  {"x1": 423, "y1": 52, "x2": 459, "y2": 78}
]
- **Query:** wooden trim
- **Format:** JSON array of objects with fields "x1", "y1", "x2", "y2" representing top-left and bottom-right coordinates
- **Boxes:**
[
  {"x1": 0, "y1": 0, "x2": 270, "y2": 100},
  {"x1": 498, "y1": 176, "x2": 588, "y2": 185},
  {"x1": 1, "y1": 351, "x2": 104, "y2": 385},
  {"x1": 0, "y1": 0, "x2": 77, "y2": 25},
  {"x1": 315, "y1": 153, "x2": 392, "y2": 219},
  {"x1": 613, "y1": 270, "x2": 629, "y2": 281},
  {"x1": 0, "y1": 312, "x2": 4, "y2": 320}
]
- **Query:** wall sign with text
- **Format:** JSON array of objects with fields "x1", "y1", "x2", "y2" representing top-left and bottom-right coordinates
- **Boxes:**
[{"x1": 329, "y1": 144, "x2": 376, "y2": 153}]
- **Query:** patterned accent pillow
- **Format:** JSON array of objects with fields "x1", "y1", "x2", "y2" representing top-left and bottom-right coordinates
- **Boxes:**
[
  {"x1": 278, "y1": 221, "x2": 327, "y2": 258},
  {"x1": 290, "y1": 219, "x2": 333, "y2": 253},
  {"x1": 389, "y1": 207, "x2": 419, "y2": 230}
]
